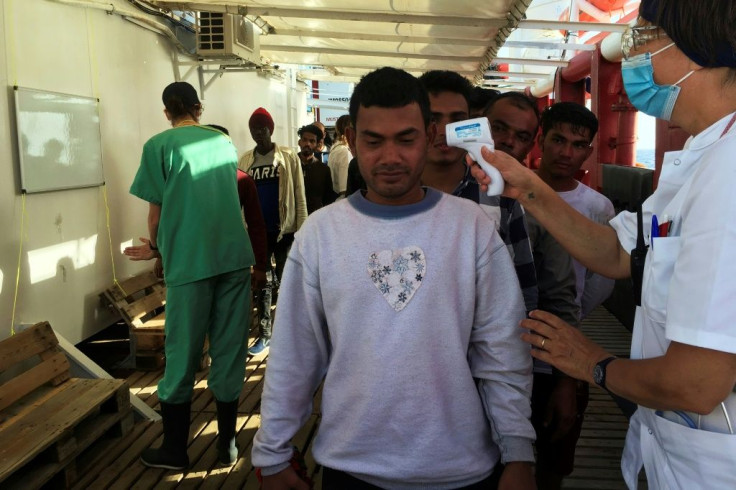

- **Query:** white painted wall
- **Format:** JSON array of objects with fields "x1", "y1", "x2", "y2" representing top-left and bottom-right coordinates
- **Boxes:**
[{"x1": 0, "y1": 0, "x2": 308, "y2": 343}]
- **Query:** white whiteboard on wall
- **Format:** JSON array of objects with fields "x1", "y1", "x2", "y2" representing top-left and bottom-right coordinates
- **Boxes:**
[{"x1": 14, "y1": 87, "x2": 104, "y2": 193}]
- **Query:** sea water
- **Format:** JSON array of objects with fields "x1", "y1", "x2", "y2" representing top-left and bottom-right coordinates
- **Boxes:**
[{"x1": 635, "y1": 148, "x2": 655, "y2": 169}]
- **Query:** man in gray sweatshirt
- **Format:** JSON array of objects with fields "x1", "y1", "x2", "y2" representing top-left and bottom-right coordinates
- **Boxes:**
[{"x1": 252, "y1": 67, "x2": 535, "y2": 490}]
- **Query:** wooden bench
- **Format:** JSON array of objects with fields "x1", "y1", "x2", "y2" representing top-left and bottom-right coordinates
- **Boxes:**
[
  {"x1": 101, "y1": 270, "x2": 208, "y2": 370},
  {"x1": 0, "y1": 322, "x2": 133, "y2": 489}
]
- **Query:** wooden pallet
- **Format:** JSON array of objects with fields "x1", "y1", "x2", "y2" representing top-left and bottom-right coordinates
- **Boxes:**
[
  {"x1": 75, "y1": 346, "x2": 318, "y2": 489},
  {"x1": 101, "y1": 270, "x2": 210, "y2": 371},
  {"x1": 0, "y1": 322, "x2": 133, "y2": 489},
  {"x1": 101, "y1": 270, "x2": 169, "y2": 370}
]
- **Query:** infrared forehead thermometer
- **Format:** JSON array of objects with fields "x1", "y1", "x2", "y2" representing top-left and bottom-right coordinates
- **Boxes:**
[{"x1": 446, "y1": 117, "x2": 504, "y2": 196}]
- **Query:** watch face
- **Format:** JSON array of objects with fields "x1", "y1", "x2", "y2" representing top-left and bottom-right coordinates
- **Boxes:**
[{"x1": 593, "y1": 364, "x2": 604, "y2": 386}]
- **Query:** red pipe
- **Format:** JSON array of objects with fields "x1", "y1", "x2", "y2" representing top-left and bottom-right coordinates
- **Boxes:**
[
  {"x1": 613, "y1": 98, "x2": 637, "y2": 166},
  {"x1": 560, "y1": 51, "x2": 593, "y2": 82},
  {"x1": 312, "y1": 80, "x2": 320, "y2": 122},
  {"x1": 555, "y1": 68, "x2": 586, "y2": 106},
  {"x1": 555, "y1": 46, "x2": 637, "y2": 191}
]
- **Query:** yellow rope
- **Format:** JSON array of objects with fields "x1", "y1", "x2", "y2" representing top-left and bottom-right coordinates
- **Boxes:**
[
  {"x1": 10, "y1": 193, "x2": 27, "y2": 336},
  {"x1": 103, "y1": 184, "x2": 127, "y2": 297},
  {"x1": 90, "y1": 14, "x2": 127, "y2": 299}
]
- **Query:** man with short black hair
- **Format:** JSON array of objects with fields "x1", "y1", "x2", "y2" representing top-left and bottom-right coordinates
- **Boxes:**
[
  {"x1": 252, "y1": 67, "x2": 535, "y2": 490},
  {"x1": 537, "y1": 102, "x2": 615, "y2": 319},
  {"x1": 483, "y1": 92, "x2": 541, "y2": 166},
  {"x1": 312, "y1": 120, "x2": 330, "y2": 163},
  {"x1": 297, "y1": 123, "x2": 337, "y2": 214},
  {"x1": 419, "y1": 70, "x2": 538, "y2": 313}
]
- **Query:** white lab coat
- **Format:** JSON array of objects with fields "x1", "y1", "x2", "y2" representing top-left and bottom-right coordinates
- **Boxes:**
[{"x1": 609, "y1": 112, "x2": 736, "y2": 489}]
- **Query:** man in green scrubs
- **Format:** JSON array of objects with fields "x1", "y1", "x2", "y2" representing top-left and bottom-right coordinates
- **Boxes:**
[{"x1": 126, "y1": 81, "x2": 254, "y2": 470}]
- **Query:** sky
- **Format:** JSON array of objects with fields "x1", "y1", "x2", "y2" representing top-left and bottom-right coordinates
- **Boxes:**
[{"x1": 637, "y1": 112, "x2": 656, "y2": 149}]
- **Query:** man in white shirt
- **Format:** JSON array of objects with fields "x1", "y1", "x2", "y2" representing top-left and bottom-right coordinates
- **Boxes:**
[{"x1": 536, "y1": 102, "x2": 615, "y2": 319}]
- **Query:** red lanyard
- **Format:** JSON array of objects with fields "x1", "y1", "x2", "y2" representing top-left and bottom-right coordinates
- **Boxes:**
[{"x1": 720, "y1": 112, "x2": 736, "y2": 138}]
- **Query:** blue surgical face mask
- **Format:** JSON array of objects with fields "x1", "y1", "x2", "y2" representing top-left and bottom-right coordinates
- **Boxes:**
[{"x1": 621, "y1": 43, "x2": 694, "y2": 121}]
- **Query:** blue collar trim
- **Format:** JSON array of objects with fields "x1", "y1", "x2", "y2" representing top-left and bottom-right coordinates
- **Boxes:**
[{"x1": 348, "y1": 187, "x2": 442, "y2": 218}]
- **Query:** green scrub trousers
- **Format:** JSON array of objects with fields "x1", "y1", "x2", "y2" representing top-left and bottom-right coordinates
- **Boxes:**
[{"x1": 158, "y1": 268, "x2": 251, "y2": 404}]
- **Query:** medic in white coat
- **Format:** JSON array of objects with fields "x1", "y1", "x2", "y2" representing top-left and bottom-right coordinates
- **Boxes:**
[{"x1": 469, "y1": 0, "x2": 736, "y2": 488}]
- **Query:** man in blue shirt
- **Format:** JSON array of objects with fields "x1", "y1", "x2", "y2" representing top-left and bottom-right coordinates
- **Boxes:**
[{"x1": 239, "y1": 108, "x2": 308, "y2": 356}]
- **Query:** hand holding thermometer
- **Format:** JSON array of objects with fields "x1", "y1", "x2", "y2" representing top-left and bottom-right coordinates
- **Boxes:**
[{"x1": 446, "y1": 117, "x2": 505, "y2": 196}]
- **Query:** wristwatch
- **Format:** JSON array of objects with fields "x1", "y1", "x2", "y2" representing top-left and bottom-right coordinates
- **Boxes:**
[{"x1": 592, "y1": 356, "x2": 618, "y2": 390}]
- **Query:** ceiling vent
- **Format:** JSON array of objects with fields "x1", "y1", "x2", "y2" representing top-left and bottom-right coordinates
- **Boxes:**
[{"x1": 196, "y1": 12, "x2": 261, "y2": 65}]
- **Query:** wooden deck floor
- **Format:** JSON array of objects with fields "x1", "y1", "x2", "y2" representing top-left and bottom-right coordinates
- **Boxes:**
[
  {"x1": 78, "y1": 306, "x2": 643, "y2": 489},
  {"x1": 565, "y1": 307, "x2": 646, "y2": 489}
]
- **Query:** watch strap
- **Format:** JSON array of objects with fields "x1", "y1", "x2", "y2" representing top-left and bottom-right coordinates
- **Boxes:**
[{"x1": 594, "y1": 356, "x2": 618, "y2": 390}]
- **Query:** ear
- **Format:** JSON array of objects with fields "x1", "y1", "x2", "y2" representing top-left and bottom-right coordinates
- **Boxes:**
[
  {"x1": 584, "y1": 144, "x2": 594, "y2": 160},
  {"x1": 346, "y1": 126, "x2": 357, "y2": 156},
  {"x1": 164, "y1": 108, "x2": 172, "y2": 122}
]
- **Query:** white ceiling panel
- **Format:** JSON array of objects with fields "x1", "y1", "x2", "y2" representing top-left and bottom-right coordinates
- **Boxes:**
[
  {"x1": 150, "y1": 0, "x2": 639, "y2": 87},
  {"x1": 151, "y1": 0, "x2": 528, "y2": 82}
]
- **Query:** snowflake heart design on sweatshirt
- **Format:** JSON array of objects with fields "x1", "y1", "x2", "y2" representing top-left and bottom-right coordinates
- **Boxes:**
[{"x1": 367, "y1": 246, "x2": 425, "y2": 312}]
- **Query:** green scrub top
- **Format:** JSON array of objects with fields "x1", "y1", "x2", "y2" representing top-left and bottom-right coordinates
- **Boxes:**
[{"x1": 130, "y1": 125, "x2": 254, "y2": 286}]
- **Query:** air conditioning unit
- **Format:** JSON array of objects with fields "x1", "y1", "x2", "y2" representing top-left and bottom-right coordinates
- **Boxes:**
[{"x1": 197, "y1": 12, "x2": 261, "y2": 65}]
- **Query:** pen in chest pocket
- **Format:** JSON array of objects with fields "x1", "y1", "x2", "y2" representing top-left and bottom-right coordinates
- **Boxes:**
[
  {"x1": 651, "y1": 214, "x2": 659, "y2": 248},
  {"x1": 659, "y1": 214, "x2": 671, "y2": 237},
  {"x1": 651, "y1": 214, "x2": 675, "y2": 244}
]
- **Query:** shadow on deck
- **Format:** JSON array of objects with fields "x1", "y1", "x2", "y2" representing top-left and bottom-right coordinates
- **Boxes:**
[{"x1": 78, "y1": 306, "x2": 644, "y2": 489}]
